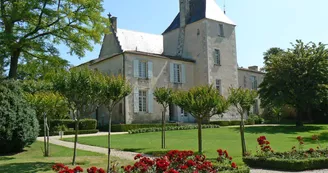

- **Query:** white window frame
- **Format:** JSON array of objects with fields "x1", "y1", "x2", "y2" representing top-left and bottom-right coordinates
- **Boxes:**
[
  {"x1": 216, "y1": 79, "x2": 221, "y2": 94},
  {"x1": 214, "y1": 49, "x2": 221, "y2": 65},
  {"x1": 138, "y1": 90, "x2": 147, "y2": 112},
  {"x1": 173, "y1": 64, "x2": 182, "y2": 83},
  {"x1": 250, "y1": 76, "x2": 257, "y2": 90},
  {"x1": 218, "y1": 24, "x2": 224, "y2": 37},
  {"x1": 138, "y1": 61, "x2": 147, "y2": 79}
]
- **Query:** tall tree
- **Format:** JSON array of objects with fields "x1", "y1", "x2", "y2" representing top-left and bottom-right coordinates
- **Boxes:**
[
  {"x1": 0, "y1": 0, "x2": 109, "y2": 78},
  {"x1": 52, "y1": 67, "x2": 100, "y2": 165},
  {"x1": 259, "y1": 40, "x2": 328, "y2": 126},
  {"x1": 154, "y1": 87, "x2": 173, "y2": 149},
  {"x1": 228, "y1": 87, "x2": 258, "y2": 156},
  {"x1": 97, "y1": 75, "x2": 131, "y2": 173},
  {"x1": 263, "y1": 47, "x2": 284, "y2": 65},
  {"x1": 173, "y1": 85, "x2": 229, "y2": 154}
]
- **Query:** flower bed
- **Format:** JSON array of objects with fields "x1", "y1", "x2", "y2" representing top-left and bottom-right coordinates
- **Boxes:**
[
  {"x1": 243, "y1": 135, "x2": 328, "y2": 171},
  {"x1": 53, "y1": 149, "x2": 249, "y2": 173}
]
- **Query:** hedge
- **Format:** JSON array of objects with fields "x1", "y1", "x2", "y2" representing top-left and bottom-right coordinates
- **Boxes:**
[
  {"x1": 128, "y1": 125, "x2": 220, "y2": 134},
  {"x1": 98, "y1": 123, "x2": 180, "y2": 132},
  {"x1": 209, "y1": 121, "x2": 250, "y2": 126},
  {"x1": 39, "y1": 119, "x2": 97, "y2": 136},
  {"x1": 40, "y1": 129, "x2": 99, "y2": 136},
  {"x1": 243, "y1": 157, "x2": 328, "y2": 171}
]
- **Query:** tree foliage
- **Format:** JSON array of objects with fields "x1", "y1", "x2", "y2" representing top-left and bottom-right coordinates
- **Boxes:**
[
  {"x1": 259, "y1": 40, "x2": 328, "y2": 126},
  {"x1": 52, "y1": 67, "x2": 102, "y2": 165},
  {"x1": 154, "y1": 87, "x2": 173, "y2": 149},
  {"x1": 0, "y1": 80, "x2": 39, "y2": 154},
  {"x1": 173, "y1": 85, "x2": 229, "y2": 153},
  {"x1": 228, "y1": 87, "x2": 258, "y2": 156},
  {"x1": 0, "y1": 0, "x2": 109, "y2": 78}
]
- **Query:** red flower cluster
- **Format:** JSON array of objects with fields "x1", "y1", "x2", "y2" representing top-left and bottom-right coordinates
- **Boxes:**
[
  {"x1": 312, "y1": 135, "x2": 319, "y2": 141},
  {"x1": 52, "y1": 164, "x2": 105, "y2": 173},
  {"x1": 297, "y1": 136, "x2": 304, "y2": 145},
  {"x1": 308, "y1": 148, "x2": 315, "y2": 153},
  {"x1": 257, "y1": 136, "x2": 273, "y2": 153}
]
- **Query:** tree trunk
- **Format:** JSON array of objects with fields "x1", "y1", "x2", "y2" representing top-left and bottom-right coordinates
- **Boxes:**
[
  {"x1": 162, "y1": 109, "x2": 166, "y2": 149},
  {"x1": 296, "y1": 109, "x2": 304, "y2": 127},
  {"x1": 46, "y1": 122, "x2": 50, "y2": 157},
  {"x1": 72, "y1": 112, "x2": 79, "y2": 165},
  {"x1": 107, "y1": 108, "x2": 112, "y2": 173},
  {"x1": 197, "y1": 119, "x2": 203, "y2": 154},
  {"x1": 240, "y1": 111, "x2": 247, "y2": 156},
  {"x1": 43, "y1": 113, "x2": 48, "y2": 157},
  {"x1": 8, "y1": 49, "x2": 21, "y2": 79}
]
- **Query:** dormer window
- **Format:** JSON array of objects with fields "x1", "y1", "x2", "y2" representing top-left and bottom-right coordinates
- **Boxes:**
[{"x1": 218, "y1": 24, "x2": 224, "y2": 37}]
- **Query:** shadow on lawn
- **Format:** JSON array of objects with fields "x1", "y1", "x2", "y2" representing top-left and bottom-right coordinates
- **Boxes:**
[
  {"x1": 232, "y1": 125, "x2": 325, "y2": 134},
  {"x1": 121, "y1": 148, "x2": 147, "y2": 153},
  {"x1": 302, "y1": 132, "x2": 328, "y2": 144},
  {"x1": 0, "y1": 157, "x2": 15, "y2": 161},
  {"x1": 0, "y1": 162, "x2": 54, "y2": 173}
]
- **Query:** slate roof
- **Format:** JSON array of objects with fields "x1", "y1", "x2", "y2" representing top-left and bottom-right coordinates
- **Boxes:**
[
  {"x1": 163, "y1": 0, "x2": 235, "y2": 34},
  {"x1": 116, "y1": 29, "x2": 163, "y2": 54}
]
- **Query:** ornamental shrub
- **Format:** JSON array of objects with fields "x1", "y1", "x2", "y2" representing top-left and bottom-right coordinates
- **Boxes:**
[{"x1": 0, "y1": 80, "x2": 39, "y2": 154}]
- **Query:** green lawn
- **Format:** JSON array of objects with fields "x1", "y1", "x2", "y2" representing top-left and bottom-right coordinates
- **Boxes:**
[
  {"x1": 63, "y1": 125, "x2": 328, "y2": 165},
  {"x1": 0, "y1": 141, "x2": 131, "y2": 173}
]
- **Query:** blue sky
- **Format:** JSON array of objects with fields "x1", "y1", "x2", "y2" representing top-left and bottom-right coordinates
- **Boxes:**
[{"x1": 61, "y1": 0, "x2": 328, "y2": 68}]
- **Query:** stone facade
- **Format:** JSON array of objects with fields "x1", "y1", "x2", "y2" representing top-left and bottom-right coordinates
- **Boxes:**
[{"x1": 80, "y1": 0, "x2": 264, "y2": 125}]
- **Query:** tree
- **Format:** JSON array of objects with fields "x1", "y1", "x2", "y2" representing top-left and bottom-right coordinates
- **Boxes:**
[
  {"x1": 25, "y1": 91, "x2": 69, "y2": 156},
  {"x1": 263, "y1": 47, "x2": 284, "y2": 65},
  {"x1": 52, "y1": 67, "x2": 101, "y2": 165},
  {"x1": 17, "y1": 56, "x2": 70, "y2": 80},
  {"x1": 0, "y1": 0, "x2": 109, "y2": 78},
  {"x1": 0, "y1": 80, "x2": 39, "y2": 154},
  {"x1": 97, "y1": 75, "x2": 131, "y2": 173},
  {"x1": 228, "y1": 87, "x2": 258, "y2": 156},
  {"x1": 154, "y1": 87, "x2": 173, "y2": 149},
  {"x1": 173, "y1": 85, "x2": 229, "y2": 154},
  {"x1": 259, "y1": 40, "x2": 328, "y2": 126}
]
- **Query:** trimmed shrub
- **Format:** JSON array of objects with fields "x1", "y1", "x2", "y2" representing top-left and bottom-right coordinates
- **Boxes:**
[
  {"x1": 79, "y1": 119, "x2": 97, "y2": 130},
  {"x1": 128, "y1": 125, "x2": 220, "y2": 134},
  {"x1": 99, "y1": 123, "x2": 180, "y2": 132},
  {"x1": 243, "y1": 157, "x2": 328, "y2": 171},
  {"x1": 0, "y1": 80, "x2": 39, "y2": 154},
  {"x1": 39, "y1": 119, "x2": 97, "y2": 136}
]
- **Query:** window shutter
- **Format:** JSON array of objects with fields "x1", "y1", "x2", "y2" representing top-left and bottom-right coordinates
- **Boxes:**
[
  {"x1": 170, "y1": 63, "x2": 174, "y2": 83},
  {"x1": 148, "y1": 89, "x2": 153, "y2": 113},
  {"x1": 181, "y1": 64, "x2": 186, "y2": 83},
  {"x1": 133, "y1": 59, "x2": 139, "y2": 78},
  {"x1": 147, "y1": 61, "x2": 153, "y2": 79},
  {"x1": 134, "y1": 87, "x2": 139, "y2": 113}
]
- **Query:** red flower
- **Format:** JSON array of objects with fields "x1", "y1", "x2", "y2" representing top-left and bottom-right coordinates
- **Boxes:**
[
  {"x1": 166, "y1": 169, "x2": 179, "y2": 173},
  {"x1": 297, "y1": 136, "x2": 303, "y2": 141},
  {"x1": 217, "y1": 149, "x2": 223, "y2": 156},
  {"x1": 52, "y1": 163, "x2": 66, "y2": 171},
  {"x1": 308, "y1": 148, "x2": 315, "y2": 153},
  {"x1": 231, "y1": 162, "x2": 238, "y2": 169},
  {"x1": 180, "y1": 164, "x2": 188, "y2": 170},
  {"x1": 87, "y1": 167, "x2": 98, "y2": 173},
  {"x1": 98, "y1": 168, "x2": 105, "y2": 173},
  {"x1": 300, "y1": 141, "x2": 304, "y2": 145},
  {"x1": 312, "y1": 135, "x2": 319, "y2": 141},
  {"x1": 229, "y1": 156, "x2": 232, "y2": 160},
  {"x1": 134, "y1": 154, "x2": 143, "y2": 160},
  {"x1": 186, "y1": 159, "x2": 196, "y2": 167},
  {"x1": 73, "y1": 166, "x2": 83, "y2": 172}
]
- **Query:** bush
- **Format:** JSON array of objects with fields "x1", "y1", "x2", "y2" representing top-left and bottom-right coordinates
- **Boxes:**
[
  {"x1": 39, "y1": 119, "x2": 97, "y2": 136},
  {"x1": 99, "y1": 123, "x2": 180, "y2": 132},
  {"x1": 0, "y1": 80, "x2": 39, "y2": 154},
  {"x1": 209, "y1": 120, "x2": 256, "y2": 126},
  {"x1": 128, "y1": 125, "x2": 220, "y2": 134},
  {"x1": 243, "y1": 157, "x2": 328, "y2": 171},
  {"x1": 79, "y1": 119, "x2": 97, "y2": 130},
  {"x1": 246, "y1": 114, "x2": 264, "y2": 125}
]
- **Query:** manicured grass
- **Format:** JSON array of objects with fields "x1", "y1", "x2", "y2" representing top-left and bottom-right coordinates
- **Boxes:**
[
  {"x1": 63, "y1": 125, "x2": 328, "y2": 165},
  {"x1": 0, "y1": 141, "x2": 131, "y2": 173}
]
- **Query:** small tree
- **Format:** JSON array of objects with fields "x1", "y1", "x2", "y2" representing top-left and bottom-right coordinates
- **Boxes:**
[
  {"x1": 154, "y1": 87, "x2": 173, "y2": 149},
  {"x1": 52, "y1": 67, "x2": 100, "y2": 165},
  {"x1": 26, "y1": 91, "x2": 69, "y2": 156},
  {"x1": 173, "y1": 85, "x2": 229, "y2": 153},
  {"x1": 228, "y1": 87, "x2": 257, "y2": 156},
  {"x1": 97, "y1": 75, "x2": 131, "y2": 173}
]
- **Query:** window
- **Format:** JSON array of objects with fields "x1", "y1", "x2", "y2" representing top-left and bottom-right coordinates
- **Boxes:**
[
  {"x1": 250, "y1": 76, "x2": 257, "y2": 90},
  {"x1": 218, "y1": 24, "x2": 224, "y2": 37},
  {"x1": 214, "y1": 49, "x2": 221, "y2": 65},
  {"x1": 216, "y1": 79, "x2": 221, "y2": 94},
  {"x1": 173, "y1": 64, "x2": 182, "y2": 83},
  {"x1": 180, "y1": 108, "x2": 184, "y2": 116},
  {"x1": 139, "y1": 90, "x2": 147, "y2": 112},
  {"x1": 253, "y1": 100, "x2": 259, "y2": 114},
  {"x1": 244, "y1": 76, "x2": 247, "y2": 88},
  {"x1": 138, "y1": 61, "x2": 147, "y2": 78}
]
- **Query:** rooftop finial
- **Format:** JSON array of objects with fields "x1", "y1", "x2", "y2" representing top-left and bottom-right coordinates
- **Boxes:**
[{"x1": 224, "y1": 0, "x2": 226, "y2": 14}]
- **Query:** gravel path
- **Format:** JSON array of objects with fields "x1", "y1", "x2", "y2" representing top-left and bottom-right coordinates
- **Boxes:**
[{"x1": 38, "y1": 130, "x2": 328, "y2": 173}]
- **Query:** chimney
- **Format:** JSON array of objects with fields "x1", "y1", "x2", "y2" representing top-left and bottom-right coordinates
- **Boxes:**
[
  {"x1": 179, "y1": 0, "x2": 191, "y2": 27},
  {"x1": 108, "y1": 13, "x2": 117, "y2": 32},
  {"x1": 248, "y1": 66, "x2": 259, "y2": 71}
]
